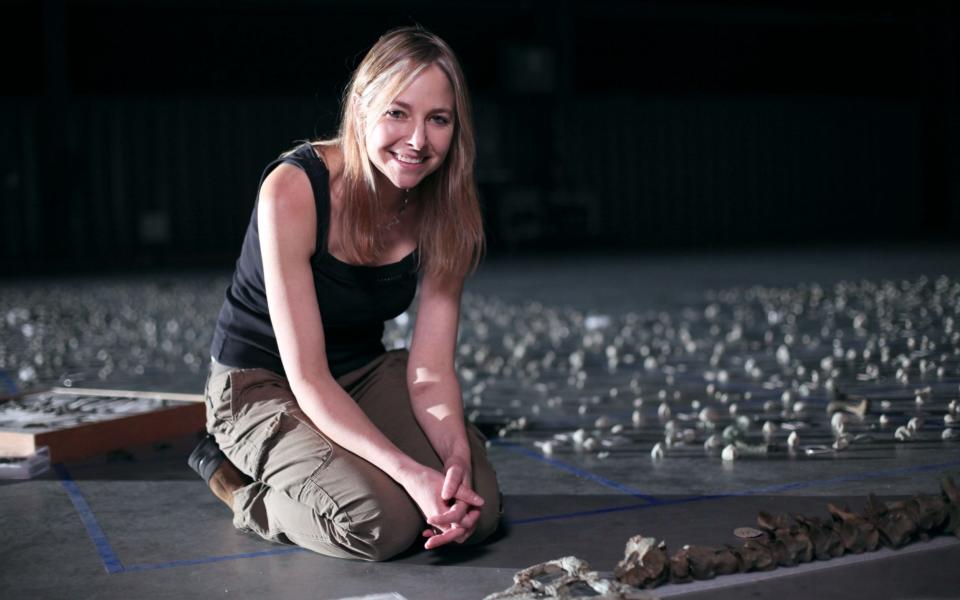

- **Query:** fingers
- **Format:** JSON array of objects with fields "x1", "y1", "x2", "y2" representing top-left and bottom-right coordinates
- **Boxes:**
[
  {"x1": 440, "y1": 465, "x2": 463, "y2": 501},
  {"x1": 460, "y1": 507, "x2": 480, "y2": 531},
  {"x1": 426, "y1": 507, "x2": 481, "y2": 547},
  {"x1": 453, "y1": 485, "x2": 484, "y2": 508},
  {"x1": 454, "y1": 508, "x2": 481, "y2": 544},
  {"x1": 428, "y1": 500, "x2": 467, "y2": 527},
  {"x1": 424, "y1": 525, "x2": 462, "y2": 550}
]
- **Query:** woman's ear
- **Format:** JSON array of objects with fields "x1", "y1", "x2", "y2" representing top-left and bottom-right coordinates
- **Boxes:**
[{"x1": 352, "y1": 93, "x2": 366, "y2": 130}]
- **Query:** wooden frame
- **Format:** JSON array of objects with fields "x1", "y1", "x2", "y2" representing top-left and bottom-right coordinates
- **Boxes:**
[{"x1": 0, "y1": 386, "x2": 205, "y2": 463}]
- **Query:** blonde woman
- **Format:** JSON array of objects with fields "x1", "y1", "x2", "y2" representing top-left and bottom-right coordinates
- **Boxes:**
[{"x1": 189, "y1": 26, "x2": 501, "y2": 561}]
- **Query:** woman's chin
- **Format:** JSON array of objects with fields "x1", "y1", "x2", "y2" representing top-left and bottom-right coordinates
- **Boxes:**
[{"x1": 387, "y1": 171, "x2": 429, "y2": 190}]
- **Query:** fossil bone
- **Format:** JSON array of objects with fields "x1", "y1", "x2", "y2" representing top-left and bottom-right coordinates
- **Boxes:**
[
  {"x1": 613, "y1": 536, "x2": 669, "y2": 589},
  {"x1": 826, "y1": 503, "x2": 879, "y2": 553},
  {"x1": 825, "y1": 396, "x2": 870, "y2": 418},
  {"x1": 485, "y1": 556, "x2": 652, "y2": 600}
]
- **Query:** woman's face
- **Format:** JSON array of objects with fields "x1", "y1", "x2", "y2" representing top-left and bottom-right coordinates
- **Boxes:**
[{"x1": 365, "y1": 63, "x2": 455, "y2": 192}]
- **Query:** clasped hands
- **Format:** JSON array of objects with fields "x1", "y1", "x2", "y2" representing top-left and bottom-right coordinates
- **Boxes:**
[{"x1": 405, "y1": 461, "x2": 484, "y2": 550}]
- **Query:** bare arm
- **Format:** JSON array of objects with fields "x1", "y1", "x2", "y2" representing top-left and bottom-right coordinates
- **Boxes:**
[
  {"x1": 407, "y1": 270, "x2": 485, "y2": 545},
  {"x1": 407, "y1": 270, "x2": 470, "y2": 469}
]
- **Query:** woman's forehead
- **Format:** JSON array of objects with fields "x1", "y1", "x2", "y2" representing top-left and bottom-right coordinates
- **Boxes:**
[{"x1": 389, "y1": 64, "x2": 454, "y2": 109}]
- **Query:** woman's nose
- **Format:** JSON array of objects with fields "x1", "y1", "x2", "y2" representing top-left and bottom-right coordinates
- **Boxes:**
[{"x1": 406, "y1": 123, "x2": 426, "y2": 150}]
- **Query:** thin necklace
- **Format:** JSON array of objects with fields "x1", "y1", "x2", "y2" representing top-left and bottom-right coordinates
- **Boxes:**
[{"x1": 381, "y1": 189, "x2": 410, "y2": 231}]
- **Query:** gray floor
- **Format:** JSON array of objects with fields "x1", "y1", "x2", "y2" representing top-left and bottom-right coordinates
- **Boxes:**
[{"x1": 3, "y1": 245, "x2": 960, "y2": 599}]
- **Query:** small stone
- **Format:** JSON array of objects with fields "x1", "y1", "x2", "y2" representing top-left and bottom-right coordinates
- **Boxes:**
[
  {"x1": 698, "y1": 407, "x2": 719, "y2": 423},
  {"x1": 787, "y1": 431, "x2": 800, "y2": 449},
  {"x1": 572, "y1": 428, "x2": 587, "y2": 445},
  {"x1": 762, "y1": 420, "x2": 777, "y2": 439},
  {"x1": 721, "y1": 444, "x2": 738, "y2": 461},
  {"x1": 658, "y1": 402, "x2": 672, "y2": 422},
  {"x1": 535, "y1": 441, "x2": 555, "y2": 456},
  {"x1": 833, "y1": 436, "x2": 850, "y2": 451},
  {"x1": 704, "y1": 434, "x2": 723, "y2": 451},
  {"x1": 594, "y1": 415, "x2": 614, "y2": 429},
  {"x1": 651, "y1": 442, "x2": 665, "y2": 460},
  {"x1": 831, "y1": 412, "x2": 848, "y2": 434},
  {"x1": 894, "y1": 426, "x2": 914, "y2": 441}
]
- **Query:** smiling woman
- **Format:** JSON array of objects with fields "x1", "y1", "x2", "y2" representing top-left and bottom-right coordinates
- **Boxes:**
[{"x1": 190, "y1": 26, "x2": 501, "y2": 561}]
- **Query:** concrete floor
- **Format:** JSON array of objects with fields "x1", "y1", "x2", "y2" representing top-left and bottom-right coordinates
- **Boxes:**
[{"x1": 3, "y1": 245, "x2": 960, "y2": 599}]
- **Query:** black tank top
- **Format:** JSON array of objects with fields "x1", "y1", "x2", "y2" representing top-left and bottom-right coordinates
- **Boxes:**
[{"x1": 210, "y1": 143, "x2": 419, "y2": 378}]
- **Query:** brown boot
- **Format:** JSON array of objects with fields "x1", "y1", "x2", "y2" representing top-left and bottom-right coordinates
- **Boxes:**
[
  {"x1": 208, "y1": 460, "x2": 248, "y2": 509},
  {"x1": 188, "y1": 434, "x2": 250, "y2": 509}
]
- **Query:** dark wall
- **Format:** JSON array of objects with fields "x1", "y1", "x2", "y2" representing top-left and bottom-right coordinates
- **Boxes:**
[{"x1": 2, "y1": 0, "x2": 957, "y2": 274}]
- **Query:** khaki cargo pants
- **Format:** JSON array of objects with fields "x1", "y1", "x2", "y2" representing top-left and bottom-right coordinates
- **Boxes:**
[{"x1": 204, "y1": 349, "x2": 502, "y2": 561}]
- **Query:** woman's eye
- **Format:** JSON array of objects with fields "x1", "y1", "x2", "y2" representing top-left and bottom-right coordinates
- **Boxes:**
[
  {"x1": 385, "y1": 109, "x2": 405, "y2": 119},
  {"x1": 431, "y1": 115, "x2": 451, "y2": 125}
]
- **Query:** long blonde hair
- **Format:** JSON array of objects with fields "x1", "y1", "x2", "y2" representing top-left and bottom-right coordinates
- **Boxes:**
[{"x1": 312, "y1": 26, "x2": 484, "y2": 278}]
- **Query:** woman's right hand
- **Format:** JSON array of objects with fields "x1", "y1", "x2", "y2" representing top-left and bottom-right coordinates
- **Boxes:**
[{"x1": 397, "y1": 463, "x2": 484, "y2": 549}]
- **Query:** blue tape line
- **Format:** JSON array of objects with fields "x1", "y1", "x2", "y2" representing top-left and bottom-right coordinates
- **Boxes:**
[
  {"x1": 724, "y1": 455, "x2": 960, "y2": 497},
  {"x1": 55, "y1": 463, "x2": 125, "y2": 573},
  {"x1": 510, "y1": 502, "x2": 649, "y2": 525},
  {"x1": 0, "y1": 370, "x2": 18, "y2": 395},
  {"x1": 492, "y1": 439, "x2": 662, "y2": 503},
  {"x1": 507, "y1": 454, "x2": 960, "y2": 526},
  {"x1": 123, "y1": 547, "x2": 306, "y2": 572}
]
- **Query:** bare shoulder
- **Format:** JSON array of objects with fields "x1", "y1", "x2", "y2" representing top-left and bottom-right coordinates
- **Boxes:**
[
  {"x1": 259, "y1": 163, "x2": 314, "y2": 215},
  {"x1": 258, "y1": 163, "x2": 316, "y2": 256}
]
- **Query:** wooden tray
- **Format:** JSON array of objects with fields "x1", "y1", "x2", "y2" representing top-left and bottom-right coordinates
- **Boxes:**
[{"x1": 0, "y1": 386, "x2": 204, "y2": 463}]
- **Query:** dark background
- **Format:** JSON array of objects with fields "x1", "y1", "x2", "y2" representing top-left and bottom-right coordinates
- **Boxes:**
[{"x1": 2, "y1": 0, "x2": 957, "y2": 275}]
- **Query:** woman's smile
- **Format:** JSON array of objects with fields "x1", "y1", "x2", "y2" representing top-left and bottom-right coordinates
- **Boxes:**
[{"x1": 391, "y1": 152, "x2": 427, "y2": 167}]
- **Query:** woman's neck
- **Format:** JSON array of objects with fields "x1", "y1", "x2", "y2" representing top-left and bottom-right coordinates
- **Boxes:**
[{"x1": 374, "y1": 172, "x2": 412, "y2": 214}]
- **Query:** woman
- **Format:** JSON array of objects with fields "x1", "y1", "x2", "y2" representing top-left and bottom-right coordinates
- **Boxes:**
[{"x1": 188, "y1": 26, "x2": 501, "y2": 561}]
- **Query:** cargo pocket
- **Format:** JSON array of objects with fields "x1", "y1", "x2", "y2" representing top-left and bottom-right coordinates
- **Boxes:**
[
  {"x1": 228, "y1": 411, "x2": 284, "y2": 481},
  {"x1": 261, "y1": 411, "x2": 342, "y2": 520},
  {"x1": 228, "y1": 369, "x2": 294, "y2": 422}
]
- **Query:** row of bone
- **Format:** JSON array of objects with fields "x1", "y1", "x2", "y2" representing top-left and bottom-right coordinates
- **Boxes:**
[
  {"x1": 484, "y1": 475, "x2": 960, "y2": 599},
  {"x1": 614, "y1": 475, "x2": 960, "y2": 589}
]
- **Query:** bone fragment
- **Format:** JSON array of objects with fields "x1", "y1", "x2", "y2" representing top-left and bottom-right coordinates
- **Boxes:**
[
  {"x1": 826, "y1": 503, "x2": 880, "y2": 553},
  {"x1": 613, "y1": 536, "x2": 669, "y2": 589},
  {"x1": 865, "y1": 494, "x2": 918, "y2": 548},
  {"x1": 826, "y1": 396, "x2": 869, "y2": 418},
  {"x1": 485, "y1": 556, "x2": 653, "y2": 600}
]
